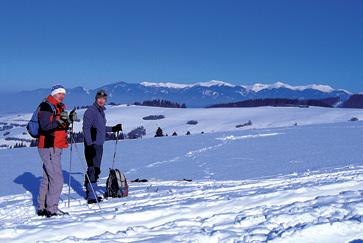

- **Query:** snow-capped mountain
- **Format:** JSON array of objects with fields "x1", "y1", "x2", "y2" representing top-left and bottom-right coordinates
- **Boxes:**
[
  {"x1": 141, "y1": 80, "x2": 237, "y2": 88},
  {"x1": 0, "y1": 80, "x2": 352, "y2": 114},
  {"x1": 140, "y1": 80, "x2": 349, "y2": 94},
  {"x1": 243, "y1": 81, "x2": 337, "y2": 93}
]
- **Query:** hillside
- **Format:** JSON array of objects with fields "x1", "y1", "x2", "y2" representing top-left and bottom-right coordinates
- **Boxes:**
[
  {"x1": 342, "y1": 94, "x2": 363, "y2": 108},
  {"x1": 1, "y1": 106, "x2": 363, "y2": 149}
]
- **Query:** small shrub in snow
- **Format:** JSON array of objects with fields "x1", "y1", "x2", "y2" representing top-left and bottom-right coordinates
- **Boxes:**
[
  {"x1": 108, "y1": 102, "x2": 120, "y2": 106},
  {"x1": 13, "y1": 142, "x2": 27, "y2": 148},
  {"x1": 187, "y1": 120, "x2": 198, "y2": 125},
  {"x1": 143, "y1": 115, "x2": 165, "y2": 120},
  {"x1": 10, "y1": 123, "x2": 26, "y2": 127},
  {"x1": 134, "y1": 99, "x2": 186, "y2": 108},
  {"x1": 0, "y1": 125, "x2": 14, "y2": 131},
  {"x1": 128, "y1": 126, "x2": 146, "y2": 139},
  {"x1": 155, "y1": 127, "x2": 164, "y2": 137},
  {"x1": 236, "y1": 120, "x2": 252, "y2": 128},
  {"x1": 5, "y1": 137, "x2": 32, "y2": 142}
]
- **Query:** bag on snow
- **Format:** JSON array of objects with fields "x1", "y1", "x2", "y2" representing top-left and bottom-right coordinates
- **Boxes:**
[
  {"x1": 27, "y1": 99, "x2": 57, "y2": 138},
  {"x1": 104, "y1": 168, "x2": 129, "y2": 198}
]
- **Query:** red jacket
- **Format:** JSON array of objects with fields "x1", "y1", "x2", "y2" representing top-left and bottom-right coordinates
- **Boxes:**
[{"x1": 38, "y1": 95, "x2": 68, "y2": 149}]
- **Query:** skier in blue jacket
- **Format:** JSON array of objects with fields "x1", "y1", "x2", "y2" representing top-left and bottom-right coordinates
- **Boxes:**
[{"x1": 83, "y1": 90, "x2": 122, "y2": 204}]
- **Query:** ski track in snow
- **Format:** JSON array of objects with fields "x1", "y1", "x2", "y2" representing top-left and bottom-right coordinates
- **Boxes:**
[
  {"x1": 216, "y1": 133, "x2": 282, "y2": 142},
  {"x1": 0, "y1": 166, "x2": 362, "y2": 243},
  {"x1": 144, "y1": 132, "x2": 283, "y2": 180}
]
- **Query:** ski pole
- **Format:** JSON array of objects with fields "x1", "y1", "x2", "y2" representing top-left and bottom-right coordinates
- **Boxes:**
[
  {"x1": 67, "y1": 120, "x2": 74, "y2": 208},
  {"x1": 111, "y1": 131, "x2": 119, "y2": 169}
]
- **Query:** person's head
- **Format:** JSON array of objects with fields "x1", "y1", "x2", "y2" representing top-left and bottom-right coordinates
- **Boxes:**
[
  {"x1": 95, "y1": 90, "x2": 107, "y2": 107},
  {"x1": 51, "y1": 84, "x2": 66, "y2": 103}
]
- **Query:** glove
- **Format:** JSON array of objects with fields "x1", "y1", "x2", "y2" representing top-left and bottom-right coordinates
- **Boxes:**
[
  {"x1": 112, "y1": 124, "x2": 122, "y2": 132},
  {"x1": 57, "y1": 118, "x2": 69, "y2": 128},
  {"x1": 60, "y1": 111, "x2": 69, "y2": 122},
  {"x1": 57, "y1": 111, "x2": 70, "y2": 128},
  {"x1": 69, "y1": 108, "x2": 78, "y2": 122}
]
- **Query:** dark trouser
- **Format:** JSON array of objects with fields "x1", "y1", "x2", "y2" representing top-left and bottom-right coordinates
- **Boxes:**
[{"x1": 84, "y1": 144, "x2": 103, "y2": 199}]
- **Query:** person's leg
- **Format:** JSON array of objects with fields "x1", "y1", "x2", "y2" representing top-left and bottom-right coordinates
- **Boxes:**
[
  {"x1": 93, "y1": 145, "x2": 103, "y2": 183},
  {"x1": 84, "y1": 145, "x2": 103, "y2": 201},
  {"x1": 85, "y1": 145, "x2": 97, "y2": 200},
  {"x1": 37, "y1": 149, "x2": 51, "y2": 211},
  {"x1": 44, "y1": 148, "x2": 64, "y2": 214}
]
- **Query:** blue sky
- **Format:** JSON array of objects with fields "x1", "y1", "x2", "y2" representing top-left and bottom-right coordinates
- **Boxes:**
[{"x1": 0, "y1": 0, "x2": 362, "y2": 92}]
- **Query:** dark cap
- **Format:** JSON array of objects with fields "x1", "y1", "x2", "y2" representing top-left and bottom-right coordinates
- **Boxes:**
[{"x1": 95, "y1": 90, "x2": 108, "y2": 100}]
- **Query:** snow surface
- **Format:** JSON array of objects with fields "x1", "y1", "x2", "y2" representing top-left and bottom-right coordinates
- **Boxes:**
[
  {"x1": 0, "y1": 121, "x2": 362, "y2": 242},
  {"x1": 1, "y1": 166, "x2": 362, "y2": 242}
]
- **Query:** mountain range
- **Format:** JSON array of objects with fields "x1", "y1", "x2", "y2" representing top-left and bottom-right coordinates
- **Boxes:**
[{"x1": 0, "y1": 80, "x2": 360, "y2": 114}]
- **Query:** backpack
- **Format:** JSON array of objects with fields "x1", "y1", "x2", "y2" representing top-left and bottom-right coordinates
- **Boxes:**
[
  {"x1": 104, "y1": 168, "x2": 129, "y2": 198},
  {"x1": 27, "y1": 99, "x2": 57, "y2": 138}
]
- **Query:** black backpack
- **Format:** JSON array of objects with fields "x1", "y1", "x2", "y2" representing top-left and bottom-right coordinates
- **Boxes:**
[{"x1": 104, "y1": 168, "x2": 129, "y2": 198}]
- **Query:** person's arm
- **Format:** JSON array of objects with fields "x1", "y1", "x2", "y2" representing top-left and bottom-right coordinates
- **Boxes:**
[
  {"x1": 82, "y1": 109, "x2": 94, "y2": 146},
  {"x1": 38, "y1": 103, "x2": 58, "y2": 134}
]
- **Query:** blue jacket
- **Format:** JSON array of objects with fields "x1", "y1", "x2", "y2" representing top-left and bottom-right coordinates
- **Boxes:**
[{"x1": 83, "y1": 102, "x2": 112, "y2": 146}]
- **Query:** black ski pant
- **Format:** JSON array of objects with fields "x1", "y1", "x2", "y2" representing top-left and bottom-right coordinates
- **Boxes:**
[{"x1": 84, "y1": 144, "x2": 103, "y2": 185}]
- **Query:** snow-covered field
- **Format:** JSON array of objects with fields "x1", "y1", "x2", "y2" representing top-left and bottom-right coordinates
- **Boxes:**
[
  {"x1": 0, "y1": 115, "x2": 362, "y2": 242},
  {"x1": 1, "y1": 166, "x2": 362, "y2": 242},
  {"x1": 1, "y1": 105, "x2": 363, "y2": 148}
]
